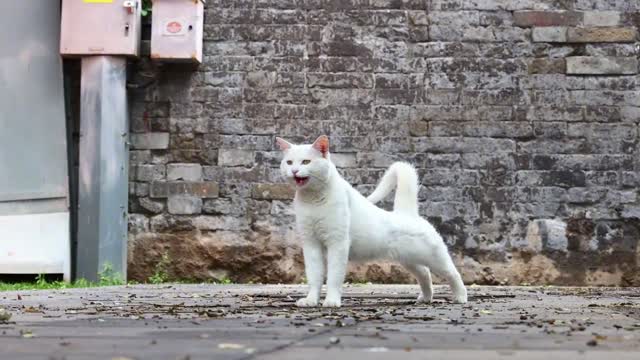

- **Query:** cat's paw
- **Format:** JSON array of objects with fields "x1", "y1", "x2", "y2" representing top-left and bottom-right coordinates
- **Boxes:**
[
  {"x1": 452, "y1": 293, "x2": 468, "y2": 304},
  {"x1": 416, "y1": 293, "x2": 433, "y2": 304},
  {"x1": 296, "y1": 296, "x2": 319, "y2": 307},
  {"x1": 322, "y1": 296, "x2": 342, "y2": 308}
]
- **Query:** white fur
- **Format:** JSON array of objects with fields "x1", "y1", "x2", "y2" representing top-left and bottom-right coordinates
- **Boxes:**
[{"x1": 277, "y1": 136, "x2": 467, "y2": 308}]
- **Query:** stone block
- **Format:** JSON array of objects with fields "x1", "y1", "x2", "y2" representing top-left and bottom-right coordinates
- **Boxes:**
[
  {"x1": 193, "y1": 215, "x2": 250, "y2": 231},
  {"x1": 130, "y1": 133, "x2": 170, "y2": 150},
  {"x1": 136, "y1": 165, "x2": 166, "y2": 182},
  {"x1": 583, "y1": 11, "x2": 621, "y2": 26},
  {"x1": 168, "y1": 196, "x2": 203, "y2": 215},
  {"x1": 331, "y1": 153, "x2": 357, "y2": 168},
  {"x1": 514, "y1": 11, "x2": 582, "y2": 27},
  {"x1": 218, "y1": 149, "x2": 255, "y2": 166},
  {"x1": 138, "y1": 197, "x2": 165, "y2": 214},
  {"x1": 167, "y1": 163, "x2": 203, "y2": 181},
  {"x1": 528, "y1": 58, "x2": 566, "y2": 74},
  {"x1": 525, "y1": 219, "x2": 568, "y2": 252},
  {"x1": 566, "y1": 57, "x2": 638, "y2": 75},
  {"x1": 150, "y1": 181, "x2": 219, "y2": 198},
  {"x1": 252, "y1": 183, "x2": 295, "y2": 200},
  {"x1": 532, "y1": 27, "x2": 567, "y2": 42},
  {"x1": 567, "y1": 27, "x2": 637, "y2": 43}
]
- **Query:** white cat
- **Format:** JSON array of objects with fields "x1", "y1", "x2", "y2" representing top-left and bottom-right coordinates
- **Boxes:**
[{"x1": 276, "y1": 135, "x2": 467, "y2": 307}]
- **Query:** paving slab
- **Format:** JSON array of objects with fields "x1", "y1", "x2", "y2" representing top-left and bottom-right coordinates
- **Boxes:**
[{"x1": 1, "y1": 284, "x2": 639, "y2": 359}]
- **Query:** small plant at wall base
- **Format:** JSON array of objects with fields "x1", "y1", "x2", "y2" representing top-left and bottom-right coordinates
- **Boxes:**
[
  {"x1": 98, "y1": 262, "x2": 125, "y2": 286},
  {"x1": 148, "y1": 251, "x2": 171, "y2": 284}
]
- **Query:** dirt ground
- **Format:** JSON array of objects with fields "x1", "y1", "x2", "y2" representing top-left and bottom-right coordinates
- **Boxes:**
[{"x1": 1, "y1": 284, "x2": 640, "y2": 359}]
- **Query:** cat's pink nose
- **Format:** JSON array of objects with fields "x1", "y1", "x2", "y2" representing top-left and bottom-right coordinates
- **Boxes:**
[{"x1": 292, "y1": 169, "x2": 299, "y2": 175}]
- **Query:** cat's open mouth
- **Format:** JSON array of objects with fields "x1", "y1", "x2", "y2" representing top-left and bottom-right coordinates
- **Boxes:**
[{"x1": 294, "y1": 176, "x2": 309, "y2": 186}]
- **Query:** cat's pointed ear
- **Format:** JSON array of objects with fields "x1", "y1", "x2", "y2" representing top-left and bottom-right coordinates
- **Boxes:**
[
  {"x1": 275, "y1": 137, "x2": 292, "y2": 151},
  {"x1": 312, "y1": 135, "x2": 329, "y2": 158}
]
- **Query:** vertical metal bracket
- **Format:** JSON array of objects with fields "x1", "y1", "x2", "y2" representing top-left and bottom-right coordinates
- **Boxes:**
[{"x1": 76, "y1": 56, "x2": 129, "y2": 282}]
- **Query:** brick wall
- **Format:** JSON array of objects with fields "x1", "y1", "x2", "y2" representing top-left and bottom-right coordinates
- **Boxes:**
[{"x1": 126, "y1": 0, "x2": 640, "y2": 286}]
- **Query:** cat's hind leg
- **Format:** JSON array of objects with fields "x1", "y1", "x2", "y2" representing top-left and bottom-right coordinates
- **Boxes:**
[
  {"x1": 403, "y1": 263, "x2": 433, "y2": 304},
  {"x1": 426, "y1": 245, "x2": 467, "y2": 304}
]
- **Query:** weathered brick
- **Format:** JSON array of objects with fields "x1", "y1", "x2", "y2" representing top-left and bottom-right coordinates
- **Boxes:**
[
  {"x1": 422, "y1": 169, "x2": 479, "y2": 186},
  {"x1": 167, "y1": 163, "x2": 202, "y2": 181},
  {"x1": 566, "y1": 57, "x2": 638, "y2": 75},
  {"x1": 532, "y1": 27, "x2": 567, "y2": 42},
  {"x1": 251, "y1": 183, "x2": 295, "y2": 200},
  {"x1": 138, "y1": 197, "x2": 165, "y2": 214},
  {"x1": 513, "y1": 11, "x2": 582, "y2": 27},
  {"x1": 128, "y1": 214, "x2": 149, "y2": 234},
  {"x1": 130, "y1": 150, "x2": 151, "y2": 164},
  {"x1": 150, "y1": 182, "x2": 219, "y2": 198},
  {"x1": 331, "y1": 153, "x2": 357, "y2": 168},
  {"x1": 525, "y1": 219, "x2": 568, "y2": 252},
  {"x1": 568, "y1": 123, "x2": 637, "y2": 140},
  {"x1": 203, "y1": 198, "x2": 247, "y2": 216},
  {"x1": 218, "y1": 149, "x2": 255, "y2": 166},
  {"x1": 516, "y1": 170, "x2": 586, "y2": 188},
  {"x1": 583, "y1": 11, "x2": 621, "y2": 26},
  {"x1": 136, "y1": 165, "x2": 166, "y2": 182},
  {"x1": 414, "y1": 137, "x2": 516, "y2": 153},
  {"x1": 130, "y1": 133, "x2": 170, "y2": 150},
  {"x1": 307, "y1": 73, "x2": 373, "y2": 89},
  {"x1": 528, "y1": 58, "x2": 566, "y2": 74},
  {"x1": 567, "y1": 27, "x2": 637, "y2": 43},
  {"x1": 575, "y1": 0, "x2": 639, "y2": 11},
  {"x1": 193, "y1": 216, "x2": 250, "y2": 231},
  {"x1": 168, "y1": 196, "x2": 203, "y2": 215}
]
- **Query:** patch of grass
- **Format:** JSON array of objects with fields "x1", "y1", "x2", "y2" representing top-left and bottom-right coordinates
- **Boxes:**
[
  {"x1": 0, "y1": 263, "x2": 126, "y2": 292},
  {"x1": 0, "y1": 275, "x2": 102, "y2": 292},
  {"x1": 98, "y1": 262, "x2": 125, "y2": 286},
  {"x1": 148, "y1": 251, "x2": 171, "y2": 285},
  {"x1": 216, "y1": 277, "x2": 233, "y2": 285}
]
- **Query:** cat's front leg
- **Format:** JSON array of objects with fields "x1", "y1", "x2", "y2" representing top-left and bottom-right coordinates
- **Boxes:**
[
  {"x1": 296, "y1": 239, "x2": 324, "y2": 307},
  {"x1": 323, "y1": 236, "x2": 350, "y2": 308}
]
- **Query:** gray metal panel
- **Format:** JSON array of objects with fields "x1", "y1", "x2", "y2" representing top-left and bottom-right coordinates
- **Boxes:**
[
  {"x1": 76, "y1": 56, "x2": 129, "y2": 282},
  {"x1": 0, "y1": 1, "x2": 68, "y2": 204}
]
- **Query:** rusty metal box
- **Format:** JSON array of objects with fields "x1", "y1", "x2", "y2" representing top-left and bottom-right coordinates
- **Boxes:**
[
  {"x1": 150, "y1": 0, "x2": 204, "y2": 63},
  {"x1": 60, "y1": 0, "x2": 142, "y2": 57}
]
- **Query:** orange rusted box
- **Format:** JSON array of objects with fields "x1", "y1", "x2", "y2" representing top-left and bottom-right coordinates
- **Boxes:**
[
  {"x1": 60, "y1": 0, "x2": 142, "y2": 57},
  {"x1": 150, "y1": 0, "x2": 204, "y2": 63}
]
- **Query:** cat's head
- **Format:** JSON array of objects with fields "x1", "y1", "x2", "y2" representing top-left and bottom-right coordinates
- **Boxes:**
[{"x1": 275, "y1": 135, "x2": 332, "y2": 189}]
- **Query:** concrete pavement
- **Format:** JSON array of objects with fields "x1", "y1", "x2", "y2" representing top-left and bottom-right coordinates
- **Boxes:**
[{"x1": 1, "y1": 284, "x2": 639, "y2": 359}]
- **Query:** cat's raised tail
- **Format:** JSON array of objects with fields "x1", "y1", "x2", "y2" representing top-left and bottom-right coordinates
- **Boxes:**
[{"x1": 366, "y1": 162, "x2": 419, "y2": 216}]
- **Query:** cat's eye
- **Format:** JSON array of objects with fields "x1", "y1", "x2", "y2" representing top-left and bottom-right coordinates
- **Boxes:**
[
  {"x1": 302, "y1": 160, "x2": 311, "y2": 165},
  {"x1": 286, "y1": 160, "x2": 293, "y2": 165}
]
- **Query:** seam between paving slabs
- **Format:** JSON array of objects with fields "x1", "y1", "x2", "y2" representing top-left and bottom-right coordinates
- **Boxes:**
[{"x1": 242, "y1": 326, "x2": 337, "y2": 360}]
